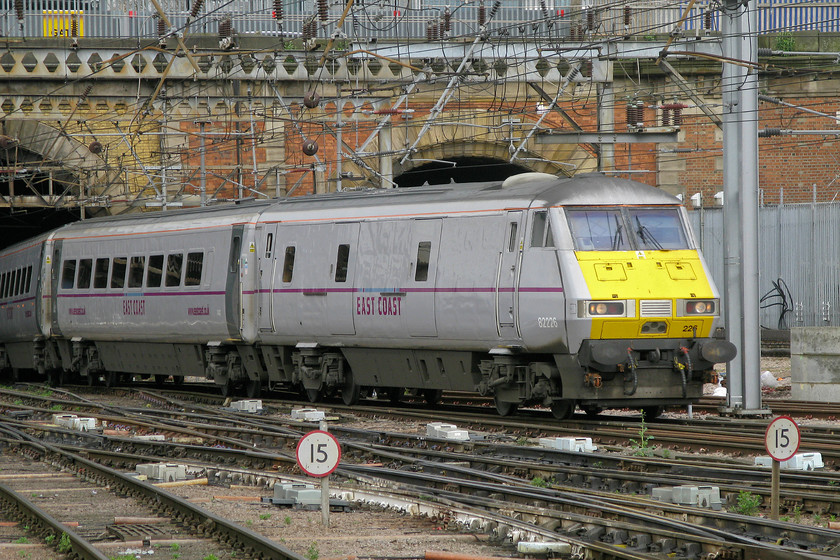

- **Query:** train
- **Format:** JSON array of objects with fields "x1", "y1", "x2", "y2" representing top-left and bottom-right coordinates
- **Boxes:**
[{"x1": 0, "y1": 172, "x2": 735, "y2": 418}]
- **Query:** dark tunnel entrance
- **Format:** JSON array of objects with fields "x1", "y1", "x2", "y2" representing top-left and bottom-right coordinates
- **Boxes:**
[{"x1": 395, "y1": 157, "x2": 532, "y2": 187}]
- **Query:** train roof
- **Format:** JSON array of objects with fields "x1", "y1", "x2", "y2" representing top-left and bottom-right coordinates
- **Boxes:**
[{"x1": 22, "y1": 173, "x2": 679, "y2": 243}]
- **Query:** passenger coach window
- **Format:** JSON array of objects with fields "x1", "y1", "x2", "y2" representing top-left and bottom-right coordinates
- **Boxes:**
[
  {"x1": 78, "y1": 259, "x2": 92, "y2": 289},
  {"x1": 264, "y1": 233, "x2": 273, "y2": 258},
  {"x1": 13, "y1": 269, "x2": 21, "y2": 296},
  {"x1": 166, "y1": 254, "x2": 183, "y2": 287},
  {"x1": 111, "y1": 257, "x2": 127, "y2": 289},
  {"x1": 185, "y1": 252, "x2": 203, "y2": 286},
  {"x1": 415, "y1": 241, "x2": 431, "y2": 282},
  {"x1": 25, "y1": 266, "x2": 32, "y2": 293},
  {"x1": 128, "y1": 256, "x2": 145, "y2": 288},
  {"x1": 530, "y1": 211, "x2": 555, "y2": 248},
  {"x1": 282, "y1": 247, "x2": 295, "y2": 282},
  {"x1": 0, "y1": 273, "x2": 5, "y2": 297},
  {"x1": 146, "y1": 255, "x2": 163, "y2": 287},
  {"x1": 334, "y1": 244, "x2": 349, "y2": 282},
  {"x1": 93, "y1": 258, "x2": 110, "y2": 289},
  {"x1": 61, "y1": 260, "x2": 77, "y2": 289}
]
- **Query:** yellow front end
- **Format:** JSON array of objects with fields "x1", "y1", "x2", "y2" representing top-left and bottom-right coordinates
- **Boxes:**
[{"x1": 576, "y1": 249, "x2": 718, "y2": 338}]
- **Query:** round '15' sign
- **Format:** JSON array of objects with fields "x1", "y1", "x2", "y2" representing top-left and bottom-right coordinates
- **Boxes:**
[{"x1": 296, "y1": 430, "x2": 341, "y2": 477}]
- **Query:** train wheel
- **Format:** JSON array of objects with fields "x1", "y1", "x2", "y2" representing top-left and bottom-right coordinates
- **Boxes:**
[
  {"x1": 86, "y1": 373, "x2": 98, "y2": 386},
  {"x1": 173, "y1": 376, "x2": 185, "y2": 386},
  {"x1": 46, "y1": 369, "x2": 64, "y2": 386},
  {"x1": 245, "y1": 378, "x2": 261, "y2": 399},
  {"x1": 384, "y1": 388, "x2": 404, "y2": 404},
  {"x1": 582, "y1": 405, "x2": 603, "y2": 418},
  {"x1": 550, "y1": 400, "x2": 575, "y2": 420},
  {"x1": 422, "y1": 389, "x2": 442, "y2": 406},
  {"x1": 341, "y1": 369, "x2": 361, "y2": 406},
  {"x1": 220, "y1": 378, "x2": 235, "y2": 397},
  {"x1": 494, "y1": 397, "x2": 518, "y2": 417},
  {"x1": 154, "y1": 375, "x2": 167, "y2": 387},
  {"x1": 304, "y1": 387, "x2": 322, "y2": 403},
  {"x1": 104, "y1": 371, "x2": 119, "y2": 387},
  {"x1": 641, "y1": 405, "x2": 663, "y2": 420}
]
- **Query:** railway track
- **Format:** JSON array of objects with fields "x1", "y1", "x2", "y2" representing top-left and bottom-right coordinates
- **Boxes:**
[{"x1": 4, "y1": 383, "x2": 840, "y2": 559}]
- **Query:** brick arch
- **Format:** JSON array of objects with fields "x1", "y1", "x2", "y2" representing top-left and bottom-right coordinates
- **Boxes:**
[{"x1": 392, "y1": 140, "x2": 578, "y2": 179}]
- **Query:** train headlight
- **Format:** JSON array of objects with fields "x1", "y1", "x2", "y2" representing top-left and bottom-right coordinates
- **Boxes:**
[
  {"x1": 582, "y1": 301, "x2": 626, "y2": 317},
  {"x1": 678, "y1": 299, "x2": 718, "y2": 316}
]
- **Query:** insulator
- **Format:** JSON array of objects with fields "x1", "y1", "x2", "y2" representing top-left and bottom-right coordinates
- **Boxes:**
[
  {"x1": 302, "y1": 20, "x2": 314, "y2": 40},
  {"x1": 704, "y1": 9, "x2": 712, "y2": 29},
  {"x1": 567, "y1": 65, "x2": 579, "y2": 81},
  {"x1": 14, "y1": 0, "x2": 23, "y2": 21},
  {"x1": 540, "y1": 0, "x2": 549, "y2": 19},
  {"x1": 673, "y1": 106, "x2": 683, "y2": 126},
  {"x1": 488, "y1": 0, "x2": 501, "y2": 20},
  {"x1": 586, "y1": 8, "x2": 595, "y2": 31},
  {"x1": 439, "y1": 18, "x2": 445, "y2": 38},
  {"x1": 302, "y1": 141, "x2": 319, "y2": 156},
  {"x1": 189, "y1": 0, "x2": 204, "y2": 18},
  {"x1": 80, "y1": 84, "x2": 93, "y2": 100},
  {"x1": 623, "y1": 6, "x2": 631, "y2": 26},
  {"x1": 577, "y1": 24, "x2": 584, "y2": 38},
  {"x1": 426, "y1": 20, "x2": 433, "y2": 40},
  {"x1": 218, "y1": 17, "x2": 232, "y2": 39},
  {"x1": 308, "y1": 20, "x2": 318, "y2": 38},
  {"x1": 317, "y1": 0, "x2": 328, "y2": 22},
  {"x1": 661, "y1": 107, "x2": 671, "y2": 127},
  {"x1": 635, "y1": 101, "x2": 645, "y2": 127},
  {"x1": 444, "y1": 7, "x2": 451, "y2": 32},
  {"x1": 758, "y1": 47, "x2": 773, "y2": 57},
  {"x1": 759, "y1": 128, "x2": 781, "y2": 137},
  {"x1": 432, "y1": 19, "x2": 439, "y2": 40},
  {"x1": 70, "y1": 15, "x2": 79, "y2": 37},
  {"x1": 584, "y1": 60, "x2": 593, "y2": 77},
  {"x1": 273, "y1": 0, "x2": 284, "y2": 21},
  {"x1": 89, "y1": 141, "x2": 103, "y2": 154},
  {"x1": 626, "y1": 103, "x2": 634, "y2": 126},
  {"x1": 478, "y1": 0, "x2": 486, "y2": 26},
  {"x1": 303, "y1": 90, "x2": 320, "y2": 108},
  {"x1": 157, "y1": 16, "x2": 166, "y2": 37}
]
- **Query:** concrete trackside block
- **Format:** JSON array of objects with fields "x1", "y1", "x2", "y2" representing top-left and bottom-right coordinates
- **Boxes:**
[
  {"x1": 650, "y1": 485, "x2": 721, "y2": 510},
  {"x1": 539, "y1": 437, "x2": 597, "y2": 452},
  {"x1": 52, "y1": 414, "x2": 77, "y2": 428},
  {"x1": 791, "y1": 327, "x2": 840, "y2": 401},
  {"x1": 136, "y1": 463, "x2": 187, "y2": 482},
  {"x1": 230, "y1": 399, "x2": 263, "y2": 413},
  {"x1": 290, "y1": 408, "x2": 325, "y2": 421},
  {"x1": 755, "y1": 452, "x2": 824, "y2": 471},
  {"x1": 71, "y1": 417, "x2": 98, "y2": 431},
  {"x1": 426, "y1": 422, "x2": 469, "y2": 441}
]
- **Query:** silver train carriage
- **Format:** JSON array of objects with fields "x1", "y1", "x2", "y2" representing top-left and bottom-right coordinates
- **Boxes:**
[{"x1": 0, "y1": 172, "x2": 735, "y2": 418}]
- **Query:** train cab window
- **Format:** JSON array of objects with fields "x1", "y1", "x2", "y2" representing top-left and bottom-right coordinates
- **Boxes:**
[
  {"x1": 77, "y1": 259, "x2": 92, "y2": 289},
  {"x1": 334, "y1": 244, "x2": 350, "y2": 282},
  {"x1": 128, "y1": 256, "x2": 145, "y2": 288},
  {"x1": 530, "y1": 211, "x2": 555, "y2": 248},
  {"x1": 567, "y1": 209, "x2": 630, "y2": 251},
  {"x1": 166, "y1": 254, "x2": 183, "y2": 287},
  {"x1": 61, "y1": 260, "x2": 77, "y2": 289},
  {"x1": 146, "y1": 255, "x2": 164, "y2": 288},
  {"x1": 93, "y1": 258, "x2": 110, "y2": 289},
  {"x1": 627, "y1": 208, "x2": 689, "y2": 250},
  {"x1": 415, "y1": 241, "x2": 431, "y2": 282},
  {"x1": 282, "y1": 246, "x2": 295, "y2": 283},
  {"x1": 185, "y1": 252, "x2": 203, "y2": 286},
  {"x1": 111, "y1": 257, "x2": 127, "y2": 289}
]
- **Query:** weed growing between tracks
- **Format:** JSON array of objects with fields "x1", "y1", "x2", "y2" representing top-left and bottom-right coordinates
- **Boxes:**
[{"x1": 630, "y1": 412, "x2": 655, "y2": 456}]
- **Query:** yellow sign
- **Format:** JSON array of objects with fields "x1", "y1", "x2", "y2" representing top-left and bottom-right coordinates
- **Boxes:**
[{"x1": 43, "y1": 11, "x2": 84, "y2": 38}]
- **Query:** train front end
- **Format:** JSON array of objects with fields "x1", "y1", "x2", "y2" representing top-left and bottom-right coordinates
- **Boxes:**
[{"x1": 555, "y1": 187, "x2": 735, "y2": 414}]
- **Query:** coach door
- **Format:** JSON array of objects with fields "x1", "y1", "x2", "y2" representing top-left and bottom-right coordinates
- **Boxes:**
[
  {"x1": 496, "y1": 211, "x2": 524, "y2": 338},
  {"x1": 258, "y1": 224, "x2": 278, "y2": 332},
  {"x1": 405, "y1": 219, "x2": 442, "y2": 337},
  {"x1": 225, "y1": 226, "x2": 244, "y2": 338},
  {"x1": 326, "y1": 222, "x2": 360, "y2": 335},
  {"x1": 50, "y1": 240, "x2": 62, "y2": 336}
]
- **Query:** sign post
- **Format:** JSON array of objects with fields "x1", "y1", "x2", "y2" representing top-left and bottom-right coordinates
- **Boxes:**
[
  {"x1": 764, "y1": 416, "x2": 800, "y2": 520},
  {"x1": 295, "y1": 422, "x2": 341, "y2": 527}
]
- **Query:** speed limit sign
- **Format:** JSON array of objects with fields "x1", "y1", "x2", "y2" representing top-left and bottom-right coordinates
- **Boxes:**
[
  {"x1": 296, "y1": 430, "x2": 341, "y2": 477},
  {"x1": 765, "y1": 415, "x2": 800, "y2": 462}
]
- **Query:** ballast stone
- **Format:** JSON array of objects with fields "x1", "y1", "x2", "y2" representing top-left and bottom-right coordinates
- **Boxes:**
[
  {"x1": 755, "y1": 452, "x2": 824, "y2": 471},
  {"x1": 650, "y1": 485, "x2": 722, "y2": 510},
  {"x1": 539, "y1": 436, "x2": 597, "y2": 452}
]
